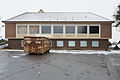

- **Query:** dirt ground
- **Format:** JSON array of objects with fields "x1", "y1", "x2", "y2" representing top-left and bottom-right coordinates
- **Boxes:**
[{"x1": 0, "y1": 51, "x2": 119, "y2": 80}]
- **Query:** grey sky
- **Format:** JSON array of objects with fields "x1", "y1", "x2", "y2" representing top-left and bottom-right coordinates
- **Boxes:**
[
  {"x1": 0, "y1": 0, "x2": 119, "y2": 20},
  {"x1": 0, "y1": 0, "x2": 120, "y2": 41}
]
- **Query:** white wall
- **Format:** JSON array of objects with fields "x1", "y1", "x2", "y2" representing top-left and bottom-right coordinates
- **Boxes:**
[
  {"x1": 109, "y1": 27, "x2": 120, "y2": 43},
  {"x1": 0, "y1": 20, "x2": 5, "y2": 39}
]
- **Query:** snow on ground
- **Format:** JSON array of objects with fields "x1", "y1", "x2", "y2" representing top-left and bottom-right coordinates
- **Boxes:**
[
  {"x1": 117, "y1": 44, "x2": 120, "y2": 48},
  {"x1": 0, "y1": 49, "x2": 24, "y2": 52},
  {"x1": 0, "y1": 44, "x2": 8, "y2": 49},
  {"x1": 50, "y1": 50, "x2": 120, "y2": 55},
  {"x1": 0, "y1": 49, "x2": 120, "y2": 55}
]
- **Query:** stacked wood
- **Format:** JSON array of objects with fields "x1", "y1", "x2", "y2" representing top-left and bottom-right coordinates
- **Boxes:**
[{"x1": 24, "y1": 36, "x2": 50, "y2": 54}]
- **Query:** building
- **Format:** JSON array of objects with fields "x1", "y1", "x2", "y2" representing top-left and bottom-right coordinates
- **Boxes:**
[{"x1": 2, "y1": 10, "x2": 113, "y2": 50}]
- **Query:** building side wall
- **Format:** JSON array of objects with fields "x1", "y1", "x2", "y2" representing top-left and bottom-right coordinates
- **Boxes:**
[
  {"x1": 8, "y1": 39, "x2": 23, "y2": 49},
  {"x1": 5, "y1": 23, "x2": 16, "y2": 38},
  {"x1": 51, "y1": 39, "x2": 108, "y2": 50},
  {"x1": 8, "y1": 39, "x2": 108, "y2": 50},
  {"x1": 101, "y1": 23, "x2": 112, "y2": 38},
  {"x1": 5, "y1": 22, "x2": 112, "y2": 39}
]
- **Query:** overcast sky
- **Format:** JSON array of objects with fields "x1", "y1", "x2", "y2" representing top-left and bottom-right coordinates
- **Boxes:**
[
  {"x1": 0, "y1": 0, "x2": 119, "y2": 20},
  {"x1": 0, "y1": 0, "x2": 120, "y2": 42}
]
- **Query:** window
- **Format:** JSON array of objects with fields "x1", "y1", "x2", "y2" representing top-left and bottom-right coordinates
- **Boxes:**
[
  {"x1": 65, "y1": 26, "x2": 75, "y2": 34},
  {"x1": 17, "y1": 25, "x2": 27, "y2": 34},
  {"x1": 21, "y1": 40, "x2": 24, "y2": 47},
  {"x1": 41, "y1": 26, "x2": 51, "y2": 34},
  {"x1": 90, "y1": 26, "x2": 99, "y2": 34},
  {"x1": 29, "y1": 25, "x2": 39, "y2": 34},
  {"x1": 78, "y1": 26, "x2": 87, "y2": 34},
  {"x1": 68, "y1": 41, "x2": 75, "y2": 47},
  {"x1": 80, "y1": 41, "x2": 87, "y2": 47},
  {"x1": 92, "y1": 41, "x2": 99, "y2": 47},
  {"x1": 50, "y1": 40, "x2": 52, "y2": 47},
  {"x1": 54, "y1": 26, "x2": 63, "y2": 34},
  {"x1": 57, "y1": 41, "x2": 63, "y2": 47}
]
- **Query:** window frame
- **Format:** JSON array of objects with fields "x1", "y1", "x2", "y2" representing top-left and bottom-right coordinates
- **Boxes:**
[
  {"x1": 65, "y1": 25, "x2": 75, "y2": 34},
  {"x1": 89, "y1": 25, "x2": 100, "y2": 34},
  {"x1": 92, "y1": 41, "x2": 99, "y2": 47},
  {"x1": 68, "y1": 41, "x2": 75, "y2": 47},
  {"x1": 41, "y1": 25, "x2": 51, "y2": 34},
  {"x1": 77, "y1": 25, "x2": 88, "y2": 34},
  {"x1": 29, "y1": 25, "x2": 39, "y2": 34},
  {"x1": 17, "y1": 25, "x2": 28, "y2": 34},
  {"x1": 57, "y1": 41, "x2": 64, "y2": 47},
  {"x1": 53, "y1": 25, "x2": 63, "y2": 34},
  {"x1": 80, "y1": 41, "x2": 87, "y2": 47}
]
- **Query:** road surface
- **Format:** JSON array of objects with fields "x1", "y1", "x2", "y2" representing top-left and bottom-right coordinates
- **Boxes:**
[{"x1": 0, "y1": 51, "x2": 119, "y2": 80}]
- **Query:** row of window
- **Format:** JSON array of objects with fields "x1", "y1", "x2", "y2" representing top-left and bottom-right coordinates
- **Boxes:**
[
  {"x1": 53, "y1": 41, "x2": 99, "y2": 47},
  {"x1": 17, "y1": 25, "x2": 99, "y2": 34}
]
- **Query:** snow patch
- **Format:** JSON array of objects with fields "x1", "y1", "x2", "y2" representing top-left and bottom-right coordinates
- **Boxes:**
[
  {"x1": 0, "y1": 49, "x2": 120, "y2": 55},
  {"x1": 117, "y1": 44, "x2": 120, "y2": 48},
  {"x1": 50, "y1": 50, "x2": 120, "y2": 55},
  {"x1": 0, "y1": 49, "x2": 24, "y2": 52},
  {"x1": 0, "y1": 44, "x2": 8, "y2": 49},
  {"x1": 11, "y1": 56, "x2": 20, "y2": 58}
]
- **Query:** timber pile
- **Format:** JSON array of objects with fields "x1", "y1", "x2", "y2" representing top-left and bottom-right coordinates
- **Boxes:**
[{"x1": 24, "y1": 36, "x2": 50, "y2": 54}]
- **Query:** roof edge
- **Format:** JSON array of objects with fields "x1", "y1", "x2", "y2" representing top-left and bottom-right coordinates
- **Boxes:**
[
  {"x1": 89, "y1": 12, "x2": 112, "y2": 21},
  {"x1": 3, "y1": 12, "x2": 28, "y2": 22},
  {"x1": 2, "y1": 21, "x2": 114, "y2": 23}
]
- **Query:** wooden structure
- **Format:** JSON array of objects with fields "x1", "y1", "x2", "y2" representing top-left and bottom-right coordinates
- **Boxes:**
[{"x1": 24, "y1": 36, "x2": 50, "y2": 54}]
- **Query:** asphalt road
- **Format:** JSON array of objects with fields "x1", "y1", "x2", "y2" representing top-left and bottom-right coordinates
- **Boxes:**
[{"x1": 0, "y1": 51, "x2": 119, "y2": 80}]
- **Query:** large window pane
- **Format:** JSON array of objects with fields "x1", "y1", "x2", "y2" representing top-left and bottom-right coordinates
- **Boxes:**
[
  {"x1": 41, "y1": 26, "x2": 51, "y2": 34},
  {"x1": 92, "y1": 41, "x2": 99, "y2": 47},
  {"x1": 90, "y1": 26, "x2": 99, "y2": 34},
  {"x1": 29, "y1": 25, "x2": 39, "y2": 34},
  {"x1": 68, "y1": 41, "x2": 75, "y2": 47},
  {"x1": 65, "y1": 26, "x2": 75, "y2": 34},
  {"x1": 54, "y1": 26, "x2": 63, "y2": 34},
  {"x1": 57, "y1": 41, "x2": 63, "y2": 47},
  {"x1": 78, "y1": 26, "x2": 87, "y2": 34},
  {"x1": 17, "y1": 25, "x2": 27, "y2": 34},
  {"x1": 80, "y1": 41, "x2": 87, "y2": 47}
]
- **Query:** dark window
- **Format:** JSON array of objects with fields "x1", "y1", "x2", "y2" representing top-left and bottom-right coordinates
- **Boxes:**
[
  {"x1": 54, "y1": 26, "x2": 63, "y2": 34},
  {"x1": 65, "y1": 26, "x2": 75, "y2": 34},
  {"x1": 90, "y1": 26, "x2": 99, "y2": 34},
  {"x1": 77, "y1": 26, "x2": 87, "y2": 34},
  {"x1": 41, "y1": 26, "x2": 51, "y2": 34}
]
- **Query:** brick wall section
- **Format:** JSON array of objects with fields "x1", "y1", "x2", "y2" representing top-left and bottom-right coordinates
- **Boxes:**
[
  {"x1": 51, "y1": 39, "x2": 108, "y2": 50},
  {"x1": 101, "y1": 23, "x2": 112, "y2": 38},
  {"x1": 5, "y1": 23, "x2": 16, "y2": 38},
  {"x1": 5, "y1": 22, "x2": 112, "y2": 39},
  {"x1": 8, "y1": 39, "x2": 108, "y2": 50},
  {"x1": 8, "y1": 39, "x2": 23, "y2": 49}
]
